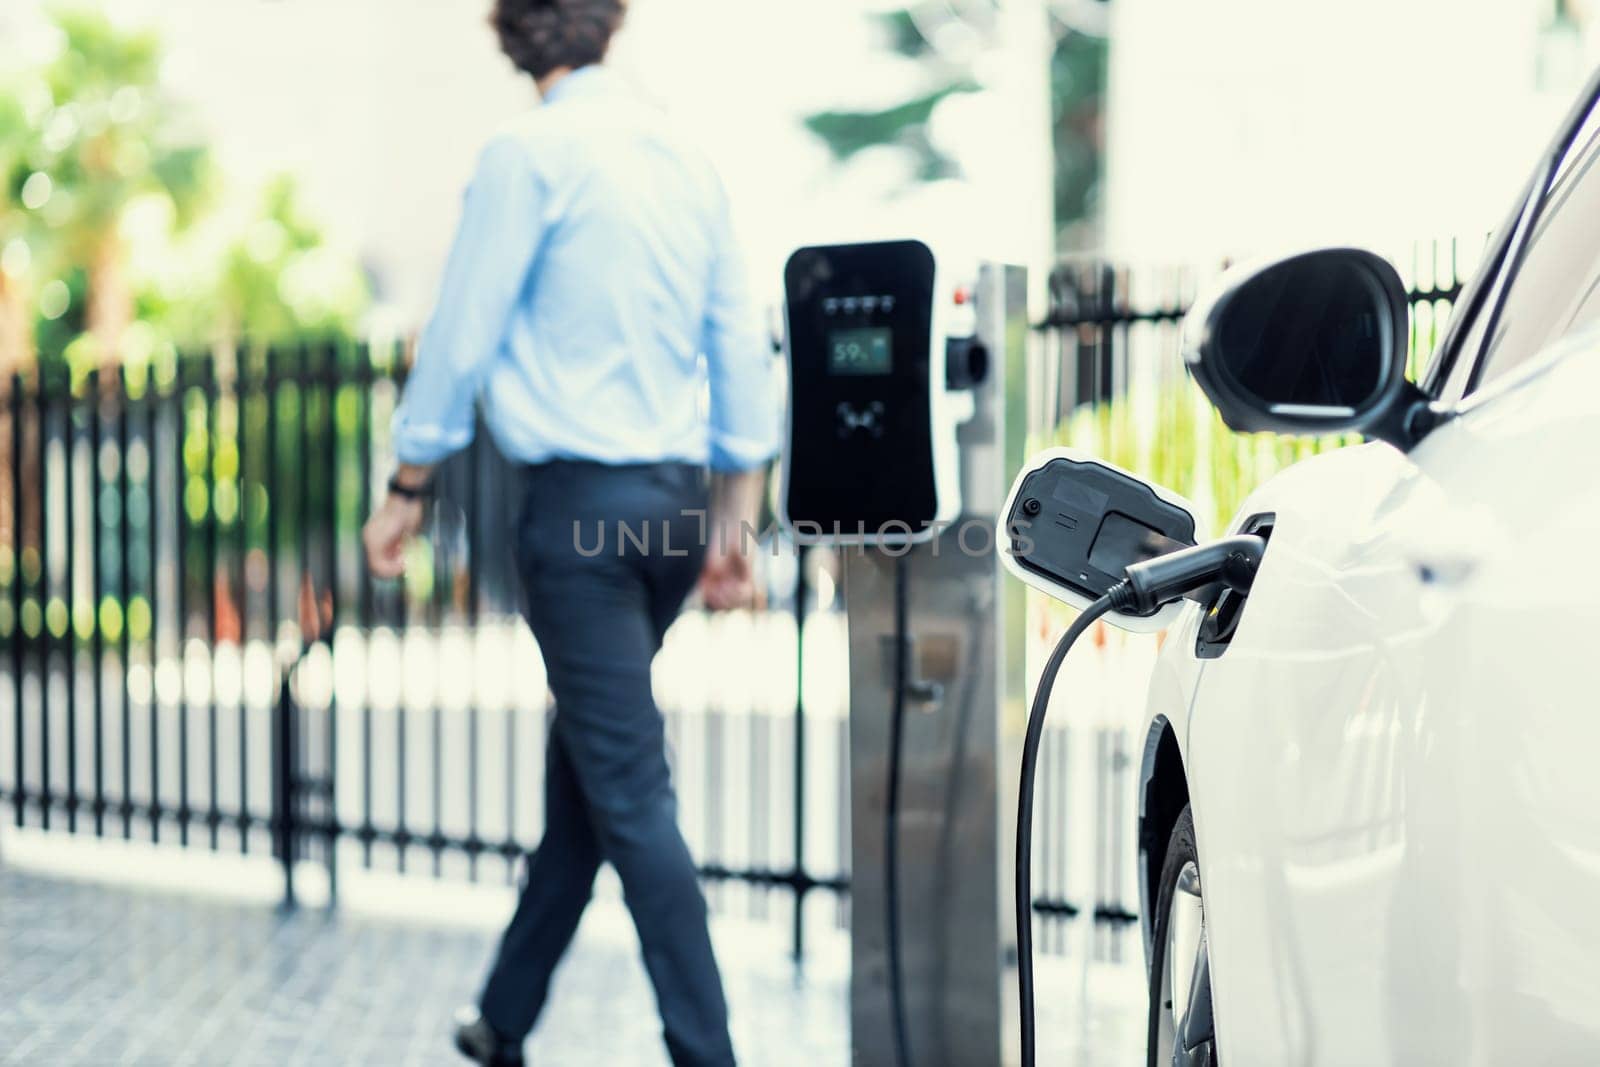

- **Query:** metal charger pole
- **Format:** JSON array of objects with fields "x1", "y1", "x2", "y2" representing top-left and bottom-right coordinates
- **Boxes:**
[{"x1": 845, "y1": 263, "x2": 1029, "y2": 1066}]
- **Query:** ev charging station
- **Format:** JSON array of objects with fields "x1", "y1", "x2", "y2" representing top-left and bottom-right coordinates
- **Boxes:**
[{"x1": 782, "y1": 241, "x2": 1030, "y2": 1066}]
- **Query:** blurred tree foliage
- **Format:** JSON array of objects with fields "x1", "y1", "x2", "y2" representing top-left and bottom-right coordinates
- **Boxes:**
[
  {"x1": 147, "y1": 175, "x2": 371, "y2": 352},
  {"x1": 0, "y1": 87, "x2": 42, "y2": 370},
  {"x1": 804, "y1": 8, "x2": 983, "y2": 183},
  {"x1": 1, "y1": 5, "x2": 369, "y2": 377},
  {"x1": 28, "y1": 8, "x2": 215, "y2": 369},
  {"x1": 1050, "y1": 26, "x2": 1107, "y2": 248},
  {"x1": 806, "y1": 81, "x2": 983, "y2": 183},
  {"x1": 803, "y1": 2, "x2": 1108, "y2": 250}
]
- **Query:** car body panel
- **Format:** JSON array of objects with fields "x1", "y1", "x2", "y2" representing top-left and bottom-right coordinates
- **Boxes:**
[{"x1": 1149, "y1": 331, "x2": 1600, "y2": 1064}]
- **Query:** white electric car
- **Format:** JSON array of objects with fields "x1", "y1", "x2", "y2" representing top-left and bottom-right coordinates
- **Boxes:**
[{"x1": 1138, "y1": 73, "x2": 1600, "y2": 1064}]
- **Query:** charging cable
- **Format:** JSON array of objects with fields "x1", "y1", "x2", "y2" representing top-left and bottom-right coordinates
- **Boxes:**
[
  {"x1": 1016, "y1": 535, "x2": 1265, "y2": 1067},
  {"x1": 886, "y1": 551, "x2": 914, "y2": 1067}
]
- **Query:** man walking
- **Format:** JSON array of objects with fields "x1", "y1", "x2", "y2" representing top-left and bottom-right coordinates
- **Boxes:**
[{"x1": 361, "y1": 2, "x2": 776, "y2": 1064}]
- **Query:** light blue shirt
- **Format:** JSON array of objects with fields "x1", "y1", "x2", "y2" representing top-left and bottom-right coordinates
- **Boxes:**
[{"x1": 392, "y1": 65, "x2": 778, "y2": 472}]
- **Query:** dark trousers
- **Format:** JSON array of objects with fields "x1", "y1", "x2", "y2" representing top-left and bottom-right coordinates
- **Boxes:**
[{"x1": 478, "y1": 460, "x2": 735, "y2": 1067}]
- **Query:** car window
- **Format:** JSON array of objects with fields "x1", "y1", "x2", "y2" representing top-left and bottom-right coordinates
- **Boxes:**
[{"x1": 1462, "y1": 120, "x2": 1600, "y2": 397}]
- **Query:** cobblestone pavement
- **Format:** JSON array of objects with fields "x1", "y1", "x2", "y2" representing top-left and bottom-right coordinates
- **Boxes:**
[{"x1": 0, "y1": 865, "x2": 849, "y2": 1066}]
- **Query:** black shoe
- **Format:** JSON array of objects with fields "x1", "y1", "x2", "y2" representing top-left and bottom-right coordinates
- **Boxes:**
[{"x1": 453, "y1": 1006, "x2": 525, "y2": 1067}]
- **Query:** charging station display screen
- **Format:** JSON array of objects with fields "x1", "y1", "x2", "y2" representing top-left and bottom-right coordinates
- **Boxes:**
[
  {"x1": 784, "y1": 240, "x2": 938, "y2": 534},
  {"x1": 828, "y1": 328, "x2": 893, "y2": 376}
]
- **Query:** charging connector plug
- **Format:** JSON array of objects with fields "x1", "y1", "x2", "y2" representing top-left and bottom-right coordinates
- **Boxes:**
[{"x1": 1113, "y1": 534, "x2": 1266, "y2": 615}]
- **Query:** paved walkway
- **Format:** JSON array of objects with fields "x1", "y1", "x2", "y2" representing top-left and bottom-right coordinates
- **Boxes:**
[
  {"x1": 0, "y1": 848, "x2": 1146, "y2": 1066},
  {"x1": 0, "y1": 863, "x2": 848, "y2": 1066}
]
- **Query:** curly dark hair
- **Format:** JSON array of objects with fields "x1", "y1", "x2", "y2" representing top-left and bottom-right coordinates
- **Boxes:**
[{"x1": 491, "y1": 0, "x2": 626, "y2": 82}]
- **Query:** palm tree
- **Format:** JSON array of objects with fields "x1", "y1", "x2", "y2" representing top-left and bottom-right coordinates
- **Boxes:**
[{"x1": 30, "y1": 7, "x2": 212, "y2": 366}]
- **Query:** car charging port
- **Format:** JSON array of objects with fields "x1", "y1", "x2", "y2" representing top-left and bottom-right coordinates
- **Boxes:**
[{"x1": 1196, "y1": 514, "x2": 1274, "y2": 659}]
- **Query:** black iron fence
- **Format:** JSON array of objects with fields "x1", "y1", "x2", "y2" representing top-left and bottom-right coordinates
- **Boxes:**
[
  {"x1": 0, "y1": 345, "x2": 849, "y2": 958},
  {"x1": 0, "y1": 241, "x2": 1475, "y2": 963}
]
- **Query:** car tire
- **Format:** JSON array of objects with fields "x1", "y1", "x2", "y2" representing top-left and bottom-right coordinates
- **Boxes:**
[{"x1": 1147, "y1": 805, "x2": 1217, "y2": 1067}]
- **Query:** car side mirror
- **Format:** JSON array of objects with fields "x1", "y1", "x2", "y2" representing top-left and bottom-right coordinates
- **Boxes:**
[{"x1": 1182, "y1": 247, "x2": 1433, "y2": 449}]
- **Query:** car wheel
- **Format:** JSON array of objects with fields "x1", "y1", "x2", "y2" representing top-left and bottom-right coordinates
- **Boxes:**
[{"x1": 1147, "y1": 805, "x2": 1217, "y2": 1067}]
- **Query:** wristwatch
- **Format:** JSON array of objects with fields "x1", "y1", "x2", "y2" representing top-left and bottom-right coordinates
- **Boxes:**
[{"x1": 387, "y1": 474, "x2": 434, "y2": 502}]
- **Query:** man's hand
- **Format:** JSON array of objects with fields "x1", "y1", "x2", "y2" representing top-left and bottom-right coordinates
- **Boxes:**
[
  {"x1": 362, "y1": 494, "x2": 425, "y2": 578},
  {"x1": 363, "y1": 466, "x2": 433, "y2": 578},
  {"x1": 699, "y1": 544, "x2": 758, "y2": 611},
  {"x1": 697, "y1": 466, "x2": 767, "y2": 612}
]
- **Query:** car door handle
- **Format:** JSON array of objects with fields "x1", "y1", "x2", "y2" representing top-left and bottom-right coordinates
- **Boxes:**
[{"x1": 1389, "y1": 523, "x2": 1492, "y2": 587}]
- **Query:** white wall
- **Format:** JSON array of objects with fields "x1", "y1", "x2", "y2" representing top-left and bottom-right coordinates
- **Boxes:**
[{"x1": 1102, "y1": 0, "x2": 1594, "y2": 264}]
